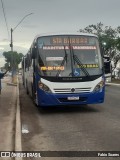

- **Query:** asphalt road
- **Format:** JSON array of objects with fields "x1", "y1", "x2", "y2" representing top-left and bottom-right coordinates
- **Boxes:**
[{"x1": 19, "y1": 79, "x2": 120, "y2": 160}]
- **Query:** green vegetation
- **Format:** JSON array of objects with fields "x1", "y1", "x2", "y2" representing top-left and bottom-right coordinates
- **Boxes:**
[
  {"x1": 79, "y1": 22, "x2": 120, "y2": 65},
  {"x1": 3, "y1": 51, "x2": 23, "y2": 71}
]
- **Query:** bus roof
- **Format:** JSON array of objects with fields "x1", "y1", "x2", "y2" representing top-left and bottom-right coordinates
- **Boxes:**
[{"x1": 34, "y1": 32, "x2": 98, "y2": 39}]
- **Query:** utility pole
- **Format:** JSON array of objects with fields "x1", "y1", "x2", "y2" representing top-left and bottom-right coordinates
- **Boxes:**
[
  {"x1": 10, "y1": 13, "x2": 33, "y2": 83},
  {"x1": 10, "y1": 28, "x2": 14, "y2": 83},
  {"x1": 10, "y1": 28, "x2": 13, "y2": 52}
]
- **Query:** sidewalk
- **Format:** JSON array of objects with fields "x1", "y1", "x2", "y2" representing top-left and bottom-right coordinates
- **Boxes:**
[{"x1": 0, "y1": 76, "x2": 17, "y2": 152}]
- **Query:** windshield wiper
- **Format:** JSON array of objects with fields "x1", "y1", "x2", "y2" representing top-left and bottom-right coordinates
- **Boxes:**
[
  {"x1": 56, "y1": 46, "x2": 67, "y2": 77},
  {"x1": 71, "y1": 47, "x2": 90, "y2": 77}
]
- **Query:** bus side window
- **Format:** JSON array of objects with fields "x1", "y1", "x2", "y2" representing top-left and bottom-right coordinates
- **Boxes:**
[
  {"x1": 26, "y1": 53, "x2": 32, "y2": 71},
  {"x1": 32, "y1": 60, "x2": 36, "y2": 72},
  {"x1": 27, "y1": 55, "x2": 29, "y2": 71}
]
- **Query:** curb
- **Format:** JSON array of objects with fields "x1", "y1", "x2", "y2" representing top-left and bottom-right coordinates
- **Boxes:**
[
  {"x1": 15, "y1": 77, "x2": 22, "y2": 160},
  {"x1": 7, "y1": 82, "x2": 17, "y2": 86},
  {"x1": 106, "y1": 83, "x2": 120, "y2": 86}
]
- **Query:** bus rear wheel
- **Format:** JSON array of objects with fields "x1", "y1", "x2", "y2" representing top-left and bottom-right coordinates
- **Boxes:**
[
  {"x1": 32, "y1": 85, "x2": 39, "y2": 107},
  {"x1": 26, "y1": 81, "x2": 29, "y2": 95}
]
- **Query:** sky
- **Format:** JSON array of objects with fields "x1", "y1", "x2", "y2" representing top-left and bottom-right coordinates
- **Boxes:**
[{"x1": 0, "y1": 0, "x2": 120, "y2": 67}]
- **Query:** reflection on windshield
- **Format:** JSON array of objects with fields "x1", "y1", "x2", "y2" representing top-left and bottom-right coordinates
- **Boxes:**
[
  {"x1": 56, "y1": 46, "x2": 68, "y2": 77},
  {"x1": 37, "y1": 36, "x2": 103, "y2": 78},
  {"x1": 38, "y1": 48, "x2": 72, "y2": 77},
  {"x1": 38, "y1": 47, "x2": 102, "y2": 77}
]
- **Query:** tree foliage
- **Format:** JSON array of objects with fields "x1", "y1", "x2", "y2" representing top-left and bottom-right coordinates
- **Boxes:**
[
  {"x1": 79, "y1": 22, "x2": 120, "y2": 59},
  {"x1": 3, "y1": 51, "x2": 23, "y2": 70}
]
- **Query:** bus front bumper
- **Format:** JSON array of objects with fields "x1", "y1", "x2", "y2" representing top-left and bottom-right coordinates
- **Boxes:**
[{"x1": 37, "y1": 88, "x2": 105, "y2": 107}]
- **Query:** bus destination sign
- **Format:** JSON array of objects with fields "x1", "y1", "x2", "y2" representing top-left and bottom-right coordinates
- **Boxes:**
[{"x1": 51, "y1": 37, "x2": 88, "y2": 45}]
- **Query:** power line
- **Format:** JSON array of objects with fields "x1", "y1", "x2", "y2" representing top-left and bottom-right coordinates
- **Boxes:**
[{"x1": 1, "y1": 0, "x2": 10, "y2": 40}]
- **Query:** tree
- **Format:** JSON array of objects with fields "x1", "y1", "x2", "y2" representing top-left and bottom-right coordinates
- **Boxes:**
[
  {"x1": 3, "y1": 51, "x2": 23, "y2": 71},
  {"x1": 79, "y1": 22, "x2": 120, "y2": 58}
]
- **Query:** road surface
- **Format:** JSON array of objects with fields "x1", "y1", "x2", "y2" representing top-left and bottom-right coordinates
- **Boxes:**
[{"x1": 19, "y1": 78, "x2": 120, "y2": 160}]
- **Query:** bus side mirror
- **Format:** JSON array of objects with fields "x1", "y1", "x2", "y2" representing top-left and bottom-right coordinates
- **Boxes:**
[
  {"x1": 100, "y1": 44, "x2": 104, "y2": 57},
  {"x1": 31, "y1": 47, "x2": 37, "y2": 59}
]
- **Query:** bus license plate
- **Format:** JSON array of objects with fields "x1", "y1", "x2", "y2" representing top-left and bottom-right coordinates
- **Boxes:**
[{"x1": 67, "y1": 96, "x2": 79, "y2": 100}]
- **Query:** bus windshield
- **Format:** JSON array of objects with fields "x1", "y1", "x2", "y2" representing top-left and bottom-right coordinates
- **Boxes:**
[{"x1": 37, "y1": 35, "x2": 103, "y2": 78}]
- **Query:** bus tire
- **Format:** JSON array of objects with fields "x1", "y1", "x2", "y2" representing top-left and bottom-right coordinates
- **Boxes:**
[
  {"x1": 32, "y1": 85, "x2": 38, "y2": 107},
  {"x1": 26, "y1": 81, "x2": 29, "y2": 95},
  {"x1": 26, "y1": 87, "x2": 29, "y2": 94}
]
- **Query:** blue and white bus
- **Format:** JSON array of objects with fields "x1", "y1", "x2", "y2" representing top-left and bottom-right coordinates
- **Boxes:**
[{"x1": 23, "y1": 32, "x2": 105, "y2": 107}]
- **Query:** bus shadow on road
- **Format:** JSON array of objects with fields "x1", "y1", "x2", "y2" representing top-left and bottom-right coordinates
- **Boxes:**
[{"x1": 38, "y1": 104, "x2": 102, "y2": 114}]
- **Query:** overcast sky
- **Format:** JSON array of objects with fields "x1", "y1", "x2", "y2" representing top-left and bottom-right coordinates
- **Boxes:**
[{"x1": 0, "y1": 0, "x2": 120, "y2": 66}]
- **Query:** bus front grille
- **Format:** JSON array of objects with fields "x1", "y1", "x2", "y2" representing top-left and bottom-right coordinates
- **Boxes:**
[{"x1": 53, "y1": 88, "x2": 91, "y2": 94}]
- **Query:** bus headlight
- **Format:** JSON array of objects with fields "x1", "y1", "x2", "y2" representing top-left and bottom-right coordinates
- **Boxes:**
[
  {"x1": 38, "y1": 82, "x2": 51, "y2": 93},
  {"x1": 93, "y1": 80, "x2": 104, "y2": 92}
]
